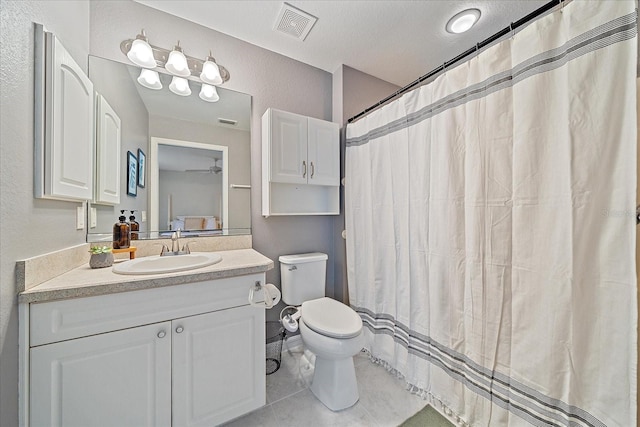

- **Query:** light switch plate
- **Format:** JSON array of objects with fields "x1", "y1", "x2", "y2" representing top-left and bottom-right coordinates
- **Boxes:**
[
  {"x1": 90, "y1": 207, "x2": 97, "y2": 228},
  {"x1": 141, "y1": 210, "x2": 147, "y2": 222},
  {"x1": 76, "y1": 205, "x2": 85, "y2": 230}
]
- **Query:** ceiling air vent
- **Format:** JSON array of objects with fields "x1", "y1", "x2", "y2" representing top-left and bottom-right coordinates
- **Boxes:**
[
  {"x1": 218, "y1": 118, "x2": 237, "y2": 126},
  {"x1": 274, "y1": 3, "x2": 317, "y2": 41}
]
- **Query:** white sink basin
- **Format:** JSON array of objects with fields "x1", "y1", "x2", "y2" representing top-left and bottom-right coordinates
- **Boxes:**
[{"x1": 112, "y1": 252, "x2": 223, "y2": 275}]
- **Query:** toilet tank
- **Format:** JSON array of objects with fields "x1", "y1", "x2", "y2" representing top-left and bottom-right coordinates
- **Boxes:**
[{"x1": 279, "y1": 252, "x2": 328, "y2": 305}]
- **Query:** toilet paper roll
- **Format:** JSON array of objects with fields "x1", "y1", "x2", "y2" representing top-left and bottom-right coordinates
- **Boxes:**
[{"x1": 248, "y1": 283, "x2": 281, "y2": 309}]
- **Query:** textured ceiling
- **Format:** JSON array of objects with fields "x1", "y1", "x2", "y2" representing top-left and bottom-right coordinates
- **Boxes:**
[{"x1": 134, "y1": 0, "x2": 549, "y2": 87}]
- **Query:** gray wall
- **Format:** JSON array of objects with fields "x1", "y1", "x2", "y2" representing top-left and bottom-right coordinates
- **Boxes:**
[{"x1": 0, "y1": 2, "x2": 90, "y2": 425}]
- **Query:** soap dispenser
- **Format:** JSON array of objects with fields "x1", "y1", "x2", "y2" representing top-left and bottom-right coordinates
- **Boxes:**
[
  {"x1": 129, "y1": 210, "x2": 139, "y2": 240},
  {"x1": 113, "y1": 210, "x2": 130, "y2": 249}
]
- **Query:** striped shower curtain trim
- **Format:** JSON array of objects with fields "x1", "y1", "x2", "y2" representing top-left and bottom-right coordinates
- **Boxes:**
[
  {"x1": 355, "y1": 306, "x2": 604, "y2": 427},
  {"x1": 346, "y1": 10, "x2": 637, "y2": 147}
]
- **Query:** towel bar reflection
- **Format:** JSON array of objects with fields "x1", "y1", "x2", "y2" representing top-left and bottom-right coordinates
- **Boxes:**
[{"x1": 230, "y1": 184, "x2": 251, "y2": 189}]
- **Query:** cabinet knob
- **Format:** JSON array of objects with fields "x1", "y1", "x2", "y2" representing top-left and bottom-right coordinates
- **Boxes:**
[
  {"x1": 310, "y1": 162, "x2": 315, "y2": 178},
  {"x1": 175, "y1": 326, "x2": 184, "y2": 334},
  {"x1": 302, "y1": 160, "x2": 307, "y2": 178},
  {"x1": 157, "y1": 331, "x2": 166, "y2": 338}
]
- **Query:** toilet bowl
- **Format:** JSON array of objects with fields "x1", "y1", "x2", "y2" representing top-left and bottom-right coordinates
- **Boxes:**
[
  {"x1": 279, "y1": 253, "x2": 364, "y2": 411},
  {"x1": 299, "y1": 298, "x2": 363, "y2": 410}
]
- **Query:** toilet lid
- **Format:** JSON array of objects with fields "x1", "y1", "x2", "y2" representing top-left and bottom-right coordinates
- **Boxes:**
[{"x1": 301, "y1": 297, "x2": 363, "y2": 339}]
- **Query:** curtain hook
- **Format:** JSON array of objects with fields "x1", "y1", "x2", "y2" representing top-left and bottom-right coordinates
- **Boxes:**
[
  {"x1": 475, "y1": 43, "x2": 480, "y2": 57},
  {"x1": 443, "y1": 61, "x2": 446, "y2": 72},
  {"x1": 510, "y1": 22, "x2": 515, "y2": 39}
]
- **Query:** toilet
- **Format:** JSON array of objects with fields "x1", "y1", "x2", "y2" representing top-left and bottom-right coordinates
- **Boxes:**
[{"x1": 279, "y1": 252, "x2": 364, "y2": 411}]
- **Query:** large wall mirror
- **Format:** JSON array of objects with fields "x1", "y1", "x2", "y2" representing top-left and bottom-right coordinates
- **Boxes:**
[{"x1": 87, "y1": 56, "x2": 251, "y2": 242}]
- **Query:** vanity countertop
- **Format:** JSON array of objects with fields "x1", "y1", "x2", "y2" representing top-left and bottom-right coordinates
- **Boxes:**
[{"x1": 19, "y1": 249, "x2": 274, "y2": 304}]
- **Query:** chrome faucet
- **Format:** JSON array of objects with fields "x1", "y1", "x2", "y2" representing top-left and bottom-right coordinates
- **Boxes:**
[
  {"x1": 160, "y1": 229, "x2": 192, "y2": 256},
  {"x1": 171, "y1": 229, "x2": 181, "y2": 253}
]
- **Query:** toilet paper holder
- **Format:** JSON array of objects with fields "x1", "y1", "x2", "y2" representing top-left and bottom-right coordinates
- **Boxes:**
[{"x1": 248, "y1": 281, "x2": 281, "y2": 309}]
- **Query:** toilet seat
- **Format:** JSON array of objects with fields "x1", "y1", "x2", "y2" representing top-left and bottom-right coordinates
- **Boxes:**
[{"x1": 301, "y1": 297, "x2": 362, "y2": 339}]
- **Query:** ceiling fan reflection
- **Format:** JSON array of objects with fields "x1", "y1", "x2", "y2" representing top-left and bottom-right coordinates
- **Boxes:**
[{"x1": 185, "y1": 158, "x2": 222, "y2": 174}]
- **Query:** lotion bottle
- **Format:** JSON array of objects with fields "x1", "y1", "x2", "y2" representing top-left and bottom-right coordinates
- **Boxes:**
[
  {"x1": 129, "y1": 210, "x2": 139, "y2": 240},
  {"x1": 113, "y1": 211, "x2": 130, "y2": 249}
]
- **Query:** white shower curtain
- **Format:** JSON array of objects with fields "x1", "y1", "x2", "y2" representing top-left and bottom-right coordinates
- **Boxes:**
[{"x1": 345, "y1": 1, "x2": 637, "y2": 426}]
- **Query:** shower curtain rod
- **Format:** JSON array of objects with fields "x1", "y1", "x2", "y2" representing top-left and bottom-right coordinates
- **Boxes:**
[{"x1": 347, "y1": 0, "x2": 565, "y2": 124}]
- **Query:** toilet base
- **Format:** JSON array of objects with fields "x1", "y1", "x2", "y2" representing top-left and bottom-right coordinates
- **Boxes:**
[{"x1": 310, "y1": 355, "x2": 359, "y2": 411}]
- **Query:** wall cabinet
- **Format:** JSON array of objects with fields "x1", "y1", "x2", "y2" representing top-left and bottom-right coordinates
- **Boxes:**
[
  {"x1": 94, "y1": 93, "x2": 121, "y2": 205},
  {"x1": 34, "y1": 24, "x2": 94, "y2": 202},
  {"x1": 262, "y1": 108, "x2": 339, "y2": 216},
  {"x1": 26, "y1": 274, "x2": 266, "y2": 427}
]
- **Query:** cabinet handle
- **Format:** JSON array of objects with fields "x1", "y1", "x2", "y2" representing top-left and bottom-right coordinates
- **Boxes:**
[
  {"x1": 157, "y1": 331, "x2": 166, "y2": 338},
  {"x1": 175, "y1": 326, "x2": 184, "y2": 334},
  {"x1": 302, "y1": 161, "x2": 307, "y2": 178},
  {"x1": 310, "y1": 162, "x2": 315, "y2": 178}
]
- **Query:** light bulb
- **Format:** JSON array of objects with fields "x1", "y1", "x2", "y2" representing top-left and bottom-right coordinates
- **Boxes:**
[
  {"x1": 446, "y1": 9, "x2": 481, "y2": 34},
  {"x1": 165, "y1": 43, "x2": 190, "y2": 77},
  {"x1": 127, "y1": 31, "x2": 156, "y2": 68},
  {"x1": 199, "y1": 84, "x2": 219, "y2": 102},
  {"x1": 137, "y1": 69, "x2": 162, "y2": 90},
  {"x1": 169, "y1": 76, "x2": 191, "y2": 96},
  {"x1": 200, "y1": 56, "x2": 223, "y2": 85}
]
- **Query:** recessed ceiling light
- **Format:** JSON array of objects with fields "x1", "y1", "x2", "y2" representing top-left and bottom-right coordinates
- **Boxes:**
[{"x1": 446, "y1": 9, "x2": 481, "y2": 34}]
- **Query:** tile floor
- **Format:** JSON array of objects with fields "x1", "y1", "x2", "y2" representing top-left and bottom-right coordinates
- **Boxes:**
[{"x1": 223, "y1": 338, "x2": 427, "y2": 427}]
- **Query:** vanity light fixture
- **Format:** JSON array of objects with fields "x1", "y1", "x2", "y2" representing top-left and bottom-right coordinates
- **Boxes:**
[
  {"x1": 169, "y1": 76, "x2": 191, "y2": 96},
  {"x1": 126, "y1": 29, "x2": 156, "y2": 68},
  {"x1": 199, "y1": 84, "x2": 220, "y2": 102},
  {"x1": 446, "y1": 9, "x2": 481, "y2": 34},
  {"x1": 121, "y1": 31, "x2": 230, "y2": 102},
  {"x1": 137, "y1": 69, "x2": 162, "y2": 90},
  {"x1": 200, "y1": 52, "x2": 223, "y2": 85},
  {"x1": 165, "y1": 41, "x2": 190, "y2": 77}
]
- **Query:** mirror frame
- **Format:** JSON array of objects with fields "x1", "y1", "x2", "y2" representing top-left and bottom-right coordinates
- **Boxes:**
[{"x1": 149, "y1": 137, "x2": 229, "y2": 237}]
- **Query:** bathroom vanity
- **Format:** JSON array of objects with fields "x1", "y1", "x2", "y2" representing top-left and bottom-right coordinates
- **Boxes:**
[{"x1": 19, "y1": 248, "x2": 273, "y2": 427}]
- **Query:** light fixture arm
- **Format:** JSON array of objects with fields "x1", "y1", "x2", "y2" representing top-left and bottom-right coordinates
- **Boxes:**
[
  {"x1": 135, "y1": 29, "x2": 149, "y2": 42},
  {"x1": 120, "y1": 39, "x2": 230, "y2": 84}
]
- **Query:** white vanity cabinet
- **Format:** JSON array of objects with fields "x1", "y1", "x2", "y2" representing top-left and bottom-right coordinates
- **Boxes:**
[
  {"x1": 34, "y1": 24, "x2": 94, "y2": 202},
  {"x1": 25, "y1": 274, "x2": 266, "y2": 427},
  {"x1": 172, "y1": 305, "x2": 264, "y2": 426},
  {"x1": 262, "y1": 108, "x2": 340, "y2": 216},
  {"x1": 94, "y1": 93, "x2": 121, "y2": 205},
  {"x1": 30, "y1": 321, "x2": 172, "y2": 427}
]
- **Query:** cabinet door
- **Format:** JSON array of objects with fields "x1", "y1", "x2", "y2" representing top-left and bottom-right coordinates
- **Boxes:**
[
  {"x1": 94, "y1": 93, "x2": 121, "y2": 205},
  {"x1": 30, "y1": 322, "x2": 172, "y2": 427},
  {"x1": 43, "y1": 32, "x2": 94, "y2": 201},
  {"x1": 270, "y1": 109, "x2": 308, "y2": 184},
  {"x1": 172, "y1": 305, "x2": 265, "y2": 427},
  {"x1": 307, "y1": 117, "x2": 339, "y2": 186}
]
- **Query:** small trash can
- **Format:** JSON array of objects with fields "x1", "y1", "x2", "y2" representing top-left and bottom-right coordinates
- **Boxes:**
[{"x1": 266, "y1": 321, "x2": 286, "y2": 375}]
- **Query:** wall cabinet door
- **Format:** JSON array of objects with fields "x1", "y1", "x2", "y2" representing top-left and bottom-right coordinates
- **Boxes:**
[
  {"x1": 35, "y1": 27, "x2": 94, "y2": 201},
  {"x1": 269, "y1": 109, "x2": 308, "y2": 184},
  {"x1": 94, "y1": 93, "x2": 121, "y2": 205},
  {"x1": 172, "y1": 305, "x2": 265, "y2": 427},
  {"x1": 30, "y1": 322, "x2": 172, "y2": 427},
  {"x1": 307, "y1": 117, "x2": 339, "y2": 186}
]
